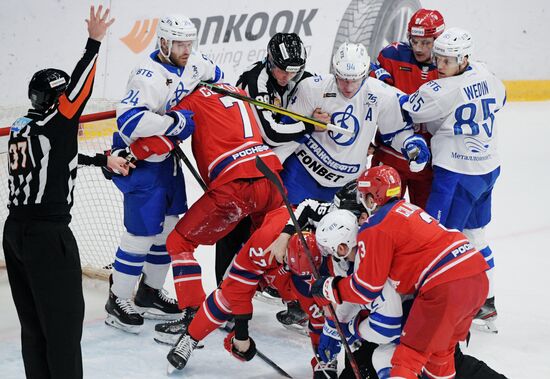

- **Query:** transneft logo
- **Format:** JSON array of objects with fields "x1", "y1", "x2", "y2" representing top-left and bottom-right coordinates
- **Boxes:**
[{"x1": 121, "y1": 9, "x2": 318, "y2": 54}]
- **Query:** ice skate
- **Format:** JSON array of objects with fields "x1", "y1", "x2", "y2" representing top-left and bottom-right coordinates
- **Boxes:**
[
  {"x1": 154, "y1": 306, "x2": 198, "y2": 345},
  {"x1": 134, "y1": 276, "x2": 182, "y2": 320},
  {"x1": 254, "y1": 286, "x2": 284, "y2": 306},
  {"x1": 276, "y1": 300, "x2": 309, "y2": 336},
  {"x1": 166, "y1": 333, "x2": 198, "y2": 373},
  {"x1": 105, "y1": 285, "x2": 144, "y2": 334},
  {"x1": 471, "y1": 297, "x2": 498, "y2": 333}
]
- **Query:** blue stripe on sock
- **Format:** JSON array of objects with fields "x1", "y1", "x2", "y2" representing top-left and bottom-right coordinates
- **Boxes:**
[
  {"x1": 206, "y1": 293, "x2": 230, "y2": 321},
  {"x1": 146, "y1": 253, "x2": 171, "y2": 265},
  {"x1": 113, "y1": 260, "x2": 143, "y2": 276},
  {"x1": 173, "y1": 265, "x2": 201, "y2": 278},
  {"x1": 115, "y1": 248, "x2": 146, "y2": 263},
  {"x1": 150, "y1": 244, "x2": 166, "y2": 252}
]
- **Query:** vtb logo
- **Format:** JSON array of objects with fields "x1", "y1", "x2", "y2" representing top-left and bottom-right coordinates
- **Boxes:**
[{"x1": 120, "y1": 18, "x2": 158, "y2": 54}]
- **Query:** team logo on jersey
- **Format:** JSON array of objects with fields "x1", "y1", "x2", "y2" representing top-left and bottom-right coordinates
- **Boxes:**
[
  {"x1": 329, "y1": 104, "x2": 359, "y2": 146},
  {"x1": 167, "y1": 82, "x2": 190, "y2": 109},
  {"x1": 191, "y1": 65, "x2": 199, "y2": 79},
  {"x1": 463, "y1": 136, "x2": 490, "y2": 153}
]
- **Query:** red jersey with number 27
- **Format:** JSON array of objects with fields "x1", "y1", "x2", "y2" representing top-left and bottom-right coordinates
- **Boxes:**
[
  {"x1": 173, "y1": 84, "x2": 282, "y2": 189},
  {"x1": 337, "y1": 199, "x2": 489, "y2": 305}
]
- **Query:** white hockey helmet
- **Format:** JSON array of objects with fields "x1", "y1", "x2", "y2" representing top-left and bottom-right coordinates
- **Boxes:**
[
  {"x1": 157, "y1": 15, "x2": 197, "y2": 59},
  {"x1": 315, "y1": 209, "x2": 358, "y2": 260},
  {"x1": 157, "y1": 14, "x2": 197, "y2": 42},
  {"x1": 332, "y1": 42, "x2": 370, "y2": 81},
  {"x1": 433, "y1": 27, "x2": 473, "y2": 65}
]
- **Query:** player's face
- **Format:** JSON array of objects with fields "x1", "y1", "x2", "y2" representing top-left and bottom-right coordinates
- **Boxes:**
[
  {"x1": 410, "y1": 37, "x2": 435, "y2": 63},
  {"x1": 434, "y1": 54, "x2": 461, "y2": 78},
  {"x1": 358, "y1": 212, "x2": 369, "y2": 224},
  {"x1": 335, "y1": 77, "x2": 364, "y2": 98},
  {"x1": 271, "y1": 66, "x2": 297, "y2": 87},
  {"x1": 170, "y1": 40, "x2": 194, "y2": 67}
]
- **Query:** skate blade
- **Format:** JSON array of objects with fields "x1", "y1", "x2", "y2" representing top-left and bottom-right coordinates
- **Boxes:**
[
  {"x1": 471, "y1": 318, "x2": 498, "y2": 334},
  {"x1": 280, "y1": 322, "x2": 309, "y2": 337},
  {"x1": 104, "y1": 315, "x2": 142, "y2": 334},
  {"x1": 253, "y1": 292, "x2": 284, "y2": 306},
  {"x1": 135, "y1": 307, "x2": 183, "y2": 321},
  {"x1": 154, "y1": 335, "x2": 204, "y2": 349},
  {"x1": 167, "y1": 362, "x2": 177, "y2": 375}
]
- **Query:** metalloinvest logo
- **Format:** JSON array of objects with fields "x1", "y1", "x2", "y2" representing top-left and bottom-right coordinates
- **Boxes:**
[{"x1": 121, "y1": 10, "x2": 318, "y2": 54}]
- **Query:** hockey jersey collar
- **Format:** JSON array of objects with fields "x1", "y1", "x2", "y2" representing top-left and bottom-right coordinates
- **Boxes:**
[
  {"x1": 359, "y1": 198, "x2": 401, "y2": 232},
  {"x1": 149, "y1": 50, "x2": 185, "y2": 76}
]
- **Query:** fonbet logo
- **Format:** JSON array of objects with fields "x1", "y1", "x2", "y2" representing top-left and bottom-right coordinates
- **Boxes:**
[{"x1": 121, "y1": 10, "x2": 318, "y2": 54}]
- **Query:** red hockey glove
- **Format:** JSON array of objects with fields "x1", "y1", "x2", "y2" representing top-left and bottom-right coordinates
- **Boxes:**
[
  {"x1": 129, "y1": 135, "x2": 175, "y2": 160},
  {"x1": 311, "y1": 276, "x2": 342, "y2": 306},
  {"x1": 223, "y1": 331, "x2": 257, "y2": 362}
]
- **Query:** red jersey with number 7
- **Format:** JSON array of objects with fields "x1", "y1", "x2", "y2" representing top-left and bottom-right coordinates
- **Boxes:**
[
  {"x1": 337, "y1": 199, "x2": 489, "y2": 305},
  {"x1": 172, "y1": 84, "x2": 282, "y2": 189}
]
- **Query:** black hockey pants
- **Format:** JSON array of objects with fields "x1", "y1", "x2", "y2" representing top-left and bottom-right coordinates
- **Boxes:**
[{"x1": 3, "y1": 216, "x2": 84, "y2": 379}]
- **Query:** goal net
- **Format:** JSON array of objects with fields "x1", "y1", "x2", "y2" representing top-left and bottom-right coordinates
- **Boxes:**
[{"x1": 0, "y1": 99, "x2": 123, "y2": 280}]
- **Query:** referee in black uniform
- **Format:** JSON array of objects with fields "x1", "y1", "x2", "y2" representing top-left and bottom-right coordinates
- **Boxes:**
[{"x1": 2, "y1": 6, "x2": 114, "y2": 378}]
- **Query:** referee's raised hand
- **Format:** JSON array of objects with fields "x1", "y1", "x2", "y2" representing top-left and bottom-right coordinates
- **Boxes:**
[{"x1": 86, "y1": 5, "x2": 115, "y2": 42}]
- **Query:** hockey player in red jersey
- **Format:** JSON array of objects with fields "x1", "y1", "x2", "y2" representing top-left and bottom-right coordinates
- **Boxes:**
[
  {"x1": 370, "y1": 9, "x2": 445, "y2": 209},
  {"x1": 312, "y1": 165, "x2": 489, "y2": 379},
  {"x1": 163, "y1": 206, "x2": 329, "y2": 375},
  {"x1": 155, "y1": 84, "x2": 284, "y2": 338}
]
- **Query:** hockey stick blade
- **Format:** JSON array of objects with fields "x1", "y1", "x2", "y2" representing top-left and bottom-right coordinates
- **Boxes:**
[
  {"x1": 221, "y1": 325, "x2": 293, "y2": 378},
  {"x1": 255, "y1": 156, "x2": 362, "y2": 379},
  {"x1": 200, "y1": 82, "x2": 354, "y2": 136}
]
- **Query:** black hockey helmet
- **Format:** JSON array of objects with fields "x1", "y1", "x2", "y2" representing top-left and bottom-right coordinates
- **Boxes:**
[
  {"x1": 333, "y1": 180, "x2": 367, "y2": 217},
  {"x1": 267, "y1": 33, "x2": 307, "y2": 73},
  {"x1": 28, "y1": 68, "x2": 70, "y2": 111}
]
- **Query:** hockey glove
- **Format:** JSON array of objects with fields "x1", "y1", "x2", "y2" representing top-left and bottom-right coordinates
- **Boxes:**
[
  {"x1": 223, "y1": 331, "x2": 257, "y2": 362},
  {"x1": 129, "y1": 135, "x2": 175, "y2": 160},
  {"x1": 370, "y1": 62, "x2": 392, "y2": 83},
  {"x1": 166, "y1": 109, "x2": 195, "y2": 140},
  {"x1": 318, "y1": 317, "x2": 361, "y2": 363},
  {"x1": 401, "y1": 134, "x2": 430, "y2": 173},
  {"x1": 318, "y1": 319, "x2": 342, "y2": 363},
  {"x1": 311, "y1": 276, "x2": 342, "y2": 306}
]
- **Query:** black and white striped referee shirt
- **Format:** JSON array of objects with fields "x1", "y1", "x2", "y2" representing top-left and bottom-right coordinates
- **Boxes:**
[{"x1": 7, "y1": 38, "x2": 101, "y2": 220}]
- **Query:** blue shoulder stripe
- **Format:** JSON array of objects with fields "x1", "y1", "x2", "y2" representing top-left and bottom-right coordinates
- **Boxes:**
[
  {"x1": 368, "y1": 311, "x2": 402, "y2": 327},
  {"x1": 359, "y1": 199, "x2": 399, "y2": 232},
  {"x1": 368, "y1": 320, "x2": 402, "y2": 338}
]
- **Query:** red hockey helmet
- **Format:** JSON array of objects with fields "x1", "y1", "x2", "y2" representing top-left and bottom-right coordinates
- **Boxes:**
[
  {"x1": 407, "y1": 9, "x2": 445, "y2": 39},
  {"x1": 287, "y1": 232, "x2": 322, "y2": 276},
  {"x1": 356, "y1": 165, "x2": 402, "y2": 207}
]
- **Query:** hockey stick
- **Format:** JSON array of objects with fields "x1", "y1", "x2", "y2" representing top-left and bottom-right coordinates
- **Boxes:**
[
  {"x1": 255, "y1": 156, "x2": 362, "y2": 379},
  {"x1": 221, "y1": 325, "x2": 293, "y2": 378},
  {"x1": 199, "y1": 82, "x2": 354, "y2": 136},
  {"x1": 172, "y1": 144, "x2": 208, "y2": 192}
]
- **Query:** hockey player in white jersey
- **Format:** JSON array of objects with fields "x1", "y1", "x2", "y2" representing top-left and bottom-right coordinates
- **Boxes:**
[
  {"x1": 105, "y1": 14, "x2": 224, "y2": 333},
  {"x1": 314, "y1": 210, "x2": 404, "y2": 379},
  {"x1": 402, "y1": 28, "x2": 506, "y2": 332},
  {"x1": 281, "y1": 42, "x2": 430, "y2": 204}
]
